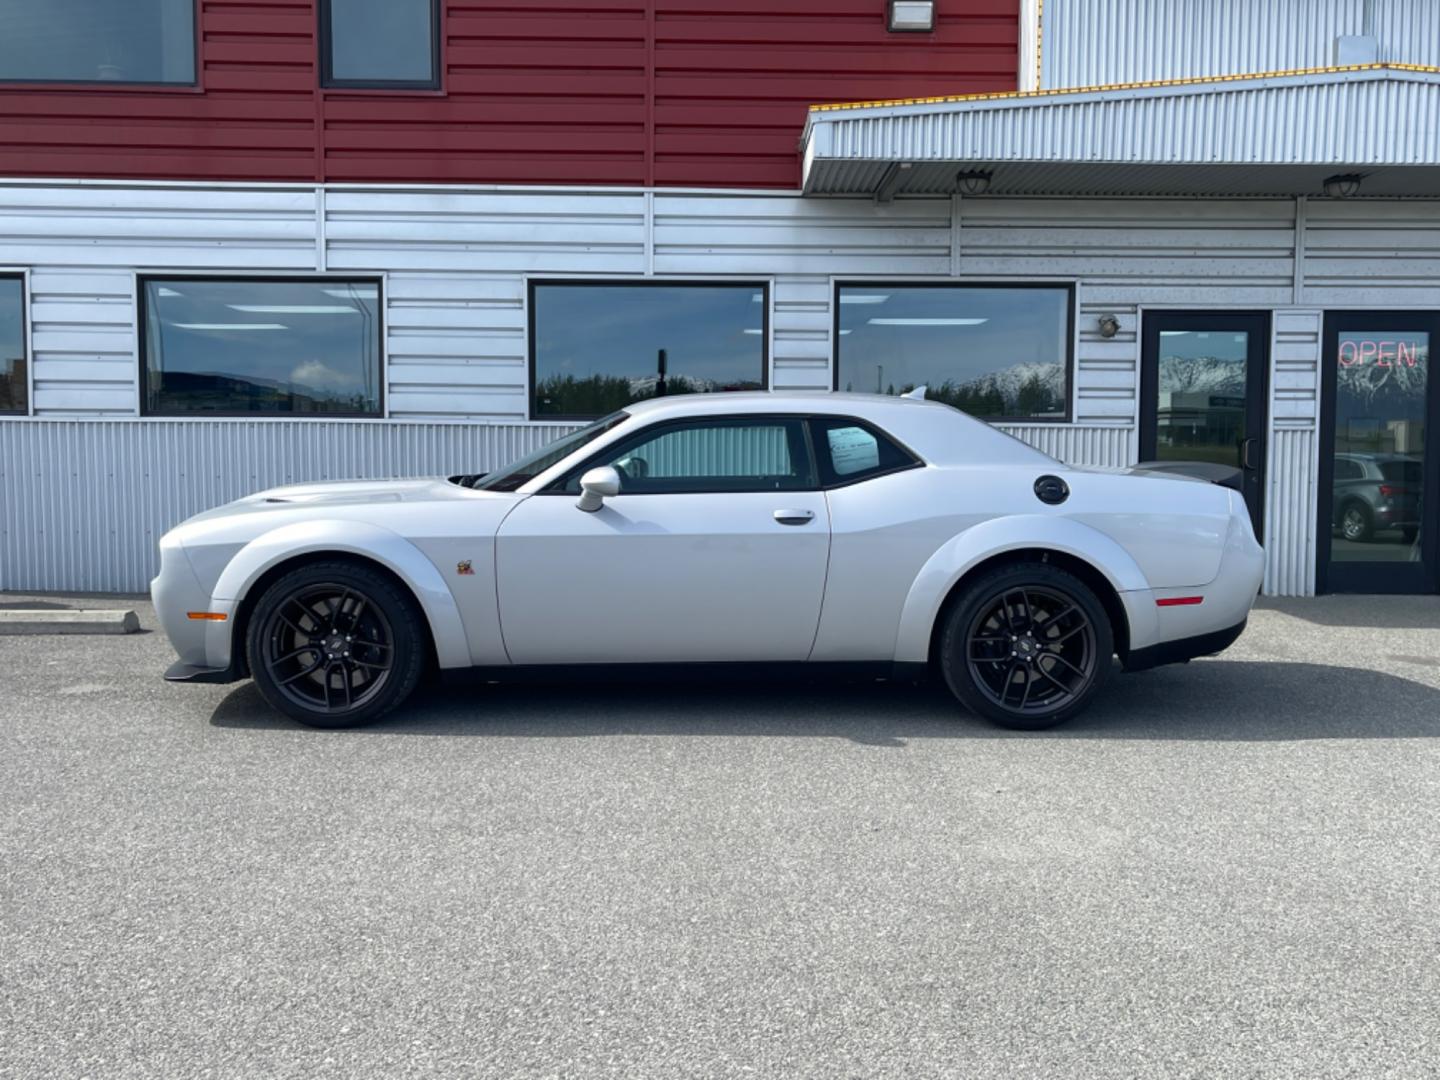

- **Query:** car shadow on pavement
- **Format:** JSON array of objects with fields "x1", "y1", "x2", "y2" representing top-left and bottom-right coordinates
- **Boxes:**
[
  {"x1": 208, "y1": 658, "x2": 1440, "y2": 743},
  {"x1": 1258, "y1": 594, "x2": 1440, "y2": 629}
]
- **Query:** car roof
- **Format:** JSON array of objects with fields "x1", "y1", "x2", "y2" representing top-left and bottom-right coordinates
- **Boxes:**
[
  {"x1": 614, "y1": 391, "x2": 1057, "y2": 468},
  {"x1": 623, "y1": 389, "x2": 943, "y2": 420}
]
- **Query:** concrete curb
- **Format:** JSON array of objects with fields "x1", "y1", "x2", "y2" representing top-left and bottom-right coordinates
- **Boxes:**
[{"x1": 0, "y1": 610, "x2": 141, "y2": 635}]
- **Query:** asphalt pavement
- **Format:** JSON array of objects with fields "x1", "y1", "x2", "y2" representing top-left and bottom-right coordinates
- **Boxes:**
[{"x1": 2, "y1": 593, "x2": 1440, "y2": 1079}]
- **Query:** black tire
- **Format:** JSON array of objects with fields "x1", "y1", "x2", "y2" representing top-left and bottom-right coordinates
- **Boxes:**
[
  {"x1": 939, "y1": 563, "x2": 1113, "y2": 731},
  {"x1": 1339, "y1": 501, "x2": 1373, "y2": 543},
  {"x1": 246, "y1": 561, "x2": 427, "y2": 728}
]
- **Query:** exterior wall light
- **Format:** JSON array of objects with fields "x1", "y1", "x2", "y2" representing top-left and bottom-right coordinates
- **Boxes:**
[
  {"x1": 1322, "y1": 173, "x2": 1363, "y2": 198},
  {"x1": 1097, "y1": 314, "x2": 1121, "y2": 339},
  {"x1": 956, "y1": 170, "x2": 993, "y2": 196},
  {"x1": 888, "y1": 1, "x2": 935, "y2": 32}
]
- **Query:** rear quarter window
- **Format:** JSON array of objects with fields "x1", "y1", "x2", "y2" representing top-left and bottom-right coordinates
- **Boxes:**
[{"x1": 809, "y1": 417, "x2": 920, "y2": 487}]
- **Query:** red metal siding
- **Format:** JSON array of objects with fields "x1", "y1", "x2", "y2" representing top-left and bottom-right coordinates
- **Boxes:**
[{"x1": 0, "y1": 0, "x2": 1017, "y2": 189}]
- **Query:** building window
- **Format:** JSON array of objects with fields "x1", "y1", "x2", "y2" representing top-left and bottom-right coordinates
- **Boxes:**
[
  {"x1": 530, "y1": 282, "x2": 768, "y2": 420},
  {"x1": 0, "y1": 276, "x2": 25, "y2": 415},
  {"x1": 835, "y1": 283, "x2": 1074, "y2": 421},
  {"x1": 0, "y1": 0, "x2": 195, "y2": 85},
  {"x1": 320, "y1": 0, "x2": 440, "y2": 89},
  {"x1": 140, "y1": 278, "x2": 383, "y2": 417}
]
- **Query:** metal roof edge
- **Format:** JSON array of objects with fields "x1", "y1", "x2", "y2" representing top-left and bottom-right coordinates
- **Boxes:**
[{"x1": 802, "y1": 64, "x2": 1440, "y2": 132}]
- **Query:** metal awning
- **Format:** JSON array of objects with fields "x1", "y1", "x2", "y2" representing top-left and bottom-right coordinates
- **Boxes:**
[{"x1": 801, "y1": 66, "x2": 1440, "y2": 198}]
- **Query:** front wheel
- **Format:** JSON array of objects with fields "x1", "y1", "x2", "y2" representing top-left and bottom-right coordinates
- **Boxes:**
[
  {"x1": 246, "y1": 561, "x2": 427, "y2": 728},
  {"x1": 939, "y1": 563, "x2": 1113, "y2": 730}
]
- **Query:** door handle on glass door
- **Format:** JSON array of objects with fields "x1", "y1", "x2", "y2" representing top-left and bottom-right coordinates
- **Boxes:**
[
  {"x1": 1242, "y1": 438, "x2": 1258, "y2": 470},
  {"x1": 773, "y1": 509, "x2": 816, "y2": 525}
]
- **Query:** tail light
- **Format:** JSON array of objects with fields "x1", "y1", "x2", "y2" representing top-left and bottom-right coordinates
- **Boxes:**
[{"x1": 1379, "y1": 484, "x2": 1410, "y2": 498}]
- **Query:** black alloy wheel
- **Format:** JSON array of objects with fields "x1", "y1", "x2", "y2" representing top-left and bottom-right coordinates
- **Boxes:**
[
  {"x1": 247, "y1": 561, "x2": 427, "y2": 728},
  {"x1": 940, "y1": 563, "x2": 1113, "y2": 730}
]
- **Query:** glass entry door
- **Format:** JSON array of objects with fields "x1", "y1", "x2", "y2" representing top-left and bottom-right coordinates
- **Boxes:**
[
  {"x1": 1318, "y1": 312, "x2": 1440, "y2": 594},
  {"x1": 1140, "y1": 312, "x2": 1270, "y2": 538}
]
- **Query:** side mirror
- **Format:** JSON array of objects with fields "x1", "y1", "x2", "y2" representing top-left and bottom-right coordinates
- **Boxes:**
[{"x1": 576, "y1": 466, "x2": 621, "y2": 512}]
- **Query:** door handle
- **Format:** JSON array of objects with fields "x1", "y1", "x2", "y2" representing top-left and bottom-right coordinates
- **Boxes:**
[
  {"x1": 773, "y1": 509, "x2": 815, "y2": 526},
  {"x1": 1242, "y1": 438, "x2": 1258, "y2": 471}
]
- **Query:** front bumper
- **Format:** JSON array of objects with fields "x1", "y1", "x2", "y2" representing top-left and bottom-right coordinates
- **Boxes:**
[
  {"x1": 164, "y1": 660, "x2": 241, "y2": 684},
  {"x1": 152, "y1": 532, "x2": 238, "y2": 677}
]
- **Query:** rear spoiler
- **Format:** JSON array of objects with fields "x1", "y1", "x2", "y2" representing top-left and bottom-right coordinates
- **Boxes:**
[{"x1": 1133, "y1": 460, "x2": 1243, "y2": 494}]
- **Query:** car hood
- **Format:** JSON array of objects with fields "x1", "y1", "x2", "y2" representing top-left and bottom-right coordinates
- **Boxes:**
[
  {"x1": 181, "y1": 476, "x2": 499, "y2": 526},
  {"x1": 249, "y1": 477, "x2": 465, "y2": 505}
]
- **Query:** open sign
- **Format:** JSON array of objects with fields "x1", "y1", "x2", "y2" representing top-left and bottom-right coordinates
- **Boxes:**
[{"x1": 1338, "y1": 339, "x2": 1426, "y2": 368}]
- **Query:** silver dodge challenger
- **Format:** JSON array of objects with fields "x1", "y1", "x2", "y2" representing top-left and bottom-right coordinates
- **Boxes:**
[{"x1": 153, "y1": 391, "x2": 1265, "y2": 730}]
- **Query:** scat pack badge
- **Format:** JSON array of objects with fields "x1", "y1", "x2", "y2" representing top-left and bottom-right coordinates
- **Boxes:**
[{"x1": 456, "y1": 559, "x2": 475, "y2": 576}]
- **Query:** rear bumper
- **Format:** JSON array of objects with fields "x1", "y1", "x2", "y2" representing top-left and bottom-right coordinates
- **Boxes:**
[
  {"x1": 1123, "y1": 617, "x2": 1248, "y2": 672},
  {"x1": 1373, "y1": 505, "x2": 1419, "y2": 528}
]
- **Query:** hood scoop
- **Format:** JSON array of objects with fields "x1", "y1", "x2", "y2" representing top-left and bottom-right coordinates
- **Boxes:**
[{"x1": 254, "y1": 490, "x2": 405, "y2": 506}]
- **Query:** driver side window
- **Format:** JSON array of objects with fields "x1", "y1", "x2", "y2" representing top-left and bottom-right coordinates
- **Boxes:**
[{"x1": 562, "y1": 418, "x2": 815, "y2": 494}]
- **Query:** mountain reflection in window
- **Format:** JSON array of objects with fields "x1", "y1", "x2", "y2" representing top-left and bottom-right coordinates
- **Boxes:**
[
  {"x1": 141, "y1": 279, "x2": 382, "y2": 416},
  {"x1": 531, "y1": 283, "x2": 767, "y2": 419},
  {"x1": 835, "y1": 285, "x2": 1072, "y2": 421}
]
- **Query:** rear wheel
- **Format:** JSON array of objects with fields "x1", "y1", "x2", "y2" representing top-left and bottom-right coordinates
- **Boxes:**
[
  {"x1": 246, "y1": 561, "x2": 427, "y2": 728},
  {"x1": 939, "y1": 563, "x2": 1113, "y2": 730}
]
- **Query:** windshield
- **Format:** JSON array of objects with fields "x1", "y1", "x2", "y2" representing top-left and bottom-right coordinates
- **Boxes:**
[{"x1": 470, "y1": 412, "x2": 629, "y2": 492}]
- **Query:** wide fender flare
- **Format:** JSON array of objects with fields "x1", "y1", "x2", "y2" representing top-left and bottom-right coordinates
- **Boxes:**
[
  {"x1": 211, "y1": 519, "x2": 471, "y2": 670},
  {"x1": 892, "y1": 514, "x2": 1158, "y2": 663}
]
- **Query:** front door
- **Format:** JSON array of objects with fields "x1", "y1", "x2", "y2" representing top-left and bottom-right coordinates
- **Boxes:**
[
  {"x1": 1317, "y1": 311, "x2": 1440, "y2": 594},
  {"x1": 494, "y1": 415, "x2": 831, "y2": 663},
  {"x1": 1140, "y1": 311, "x2": 1270, "y2": 538}
]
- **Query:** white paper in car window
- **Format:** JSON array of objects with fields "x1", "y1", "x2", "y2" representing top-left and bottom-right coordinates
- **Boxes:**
[{"x1": 827, "y1": 426, "x2": 879, "y2": 476}]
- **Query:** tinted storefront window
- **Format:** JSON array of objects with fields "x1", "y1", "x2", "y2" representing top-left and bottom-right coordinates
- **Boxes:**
[
  {"x1": 531, "y1": 283, "x2": 767, "y2": 419},
  {"x1": 0, "y1": 276, "x2": 24, "y2": 414},
  {"x1": 1330, "y1": 330, "x2": 1427, "y2": 562},
  {"x1": 836, "y1": 284, "x2": 1072, "y2": 420},
  {"x1": 0, "y1": 0, "x2": 195, "y2": 84},
  {"x1": 141, "y1": 279, "x2": 383, "y2": 416}
]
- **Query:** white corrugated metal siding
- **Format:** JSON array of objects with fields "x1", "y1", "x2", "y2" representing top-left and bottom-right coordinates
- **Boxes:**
[
  {"x1": 1000, "y1": 424, "x2": 1133, "y2": 467},
  {"x1": 1041, "y1": 0, "x2": 1440, "y2": 89},
  {"x1": 1301, "y1": 200, "x2": 1440, "y2": 307},
  {"x1": 0, "y1": 420, "x2": 578, "y2": 593},
  {"x1": 1266, "y1": 311, "x2": 1324, "y2": 598},
  {"x1": 5, "y1": 180, "x2": 1432, "y2": 597},
  {"x1": 1264, "y1": 428, "x2": 1320, "y2": 597}
]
